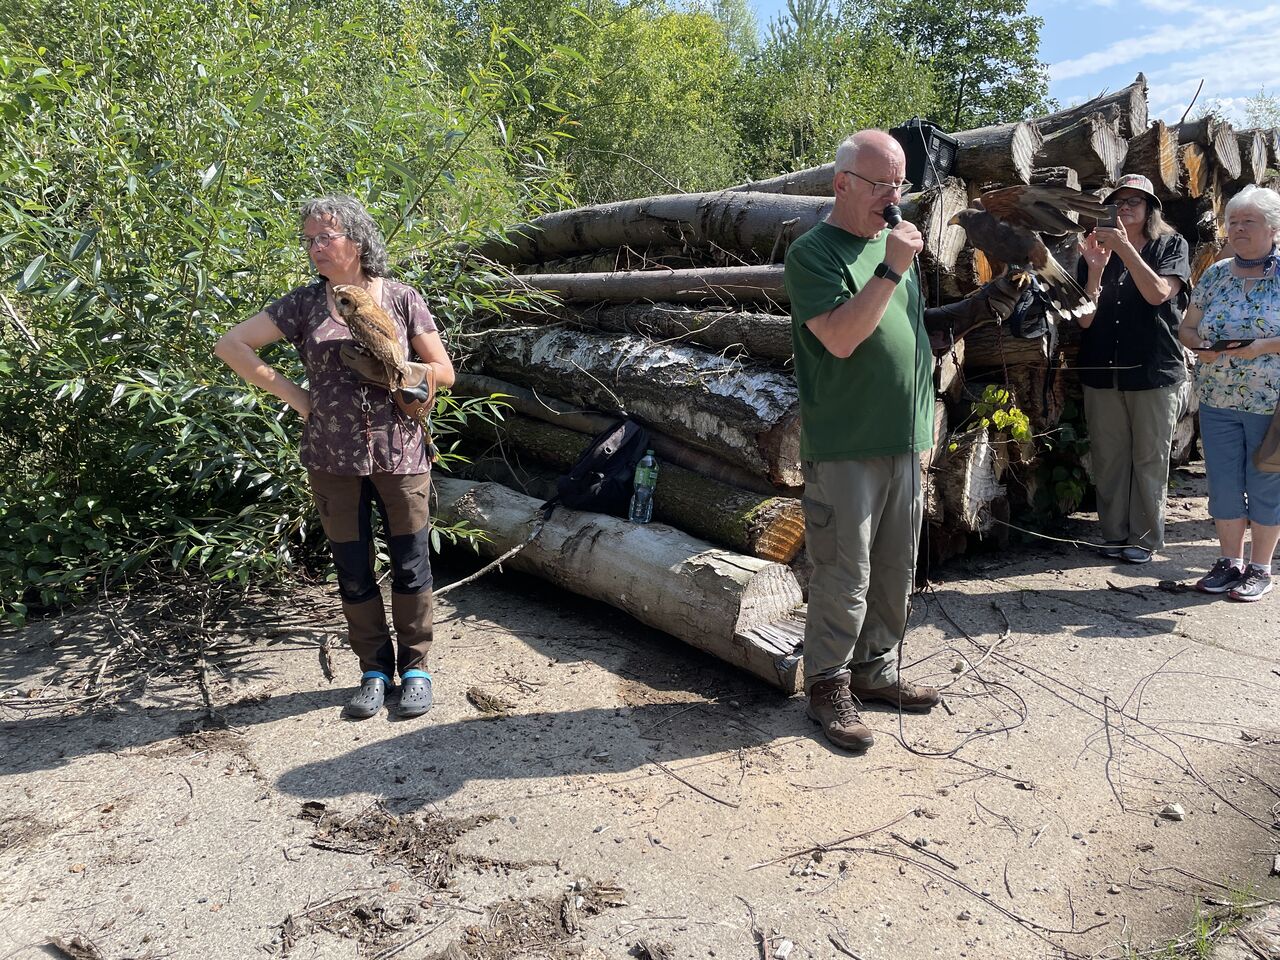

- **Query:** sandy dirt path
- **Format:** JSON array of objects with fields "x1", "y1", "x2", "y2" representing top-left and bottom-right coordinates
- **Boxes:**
[{"x1": 2, "y1": 464, "x2": 1277, "y2": 960}]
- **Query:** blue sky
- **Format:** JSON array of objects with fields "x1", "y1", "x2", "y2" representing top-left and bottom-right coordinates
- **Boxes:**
[{"x1": 749, "y1": 0, "x2": 1278, "y2": 125}]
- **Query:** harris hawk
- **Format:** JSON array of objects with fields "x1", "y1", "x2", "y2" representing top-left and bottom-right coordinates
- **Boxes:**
[{"x1": 949, "y1": 184, "x2": 1109, "y2": 324}]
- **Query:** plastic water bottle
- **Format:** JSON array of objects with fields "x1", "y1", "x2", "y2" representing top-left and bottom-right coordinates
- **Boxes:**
[{"x1": 628, "y1": 450, "x2": 658, "y2": 524}]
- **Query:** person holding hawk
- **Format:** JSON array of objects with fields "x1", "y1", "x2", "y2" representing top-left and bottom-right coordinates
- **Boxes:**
[
  {"x1": 215, "y1": 195, "x2": 455, "y2": 720},
  {"x1": 784, "y1": 130, "x2": 1019, "y2": 752},
  {"x1": 1076, "y1": 173, "x2": 1191, "y2": 566}
]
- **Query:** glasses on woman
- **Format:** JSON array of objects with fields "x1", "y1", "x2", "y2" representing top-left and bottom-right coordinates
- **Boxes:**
[
  {"x1": 301, "y1": 232, "x2": 348, "y2": 249},
  {"x1": 840, "y1": 170, "x2": 913, "y2": 198},
  {"x1": 1113, "y1": 197, "x2": 1146, "y2": 209}
]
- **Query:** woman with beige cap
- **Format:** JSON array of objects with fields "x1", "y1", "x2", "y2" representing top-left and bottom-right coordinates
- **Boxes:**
[{"x1": 1076, "y1": 173, "x2": 1191, "y2": 565}]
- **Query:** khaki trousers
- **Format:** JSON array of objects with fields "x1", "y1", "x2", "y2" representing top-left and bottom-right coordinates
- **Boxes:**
[
  {"x1": 1083, "y1": 384, "x2": 1181, "y2": 551},
  {"x1": 802, "y1": 454, "x2": 921, "y2": 689}
]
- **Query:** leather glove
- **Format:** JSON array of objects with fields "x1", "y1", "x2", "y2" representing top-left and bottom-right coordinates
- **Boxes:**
[
  {"x1": 923, "y1": 275, "x2": 1024, "y2": 346},
  {"x1": 339, "y1": 344, "x2": 436, "y2": 419}
]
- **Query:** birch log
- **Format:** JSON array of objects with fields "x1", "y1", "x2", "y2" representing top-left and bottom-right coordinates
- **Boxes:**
[
  {"x1": 935, "y1": 425, "x2": 1006, "y2": 536},
  {"x1": 478, "y1": 328, "x2": 803, "y2": 486},
  {"x1": 503, "y1": 302, "x2": 794, "y2": 362},
  {"x1": 451, "y1": 373, "x2": 791, "y2": 496},
  {"x1": 467, "y1": 412, "x2": 807, "y2": 562},
  {"x1": 501, "y1": 265, "x2": 787, "y2": 307},
  {"x1": 476, "y1": 191, "x2": 831, "y2": 265},
  {"x1": 432, "y1": 478, "x2": 807, "y2": 691}
]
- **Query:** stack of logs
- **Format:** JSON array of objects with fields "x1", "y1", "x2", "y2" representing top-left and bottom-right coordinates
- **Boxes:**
[{"x1": 432, "y1": 73, "x2": 1276, "y2": 692}]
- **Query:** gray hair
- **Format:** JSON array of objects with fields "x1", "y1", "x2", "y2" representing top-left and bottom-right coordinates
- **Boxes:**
[
  {"x1": 298, "y1": 195, "x2": 390, "y2": 277},
  {"x1": 833, "y1": 129, "x2": 901, "y2": 175},
  {"x1": 1225, "y1": 185, "x2": 1280, "y2": 239}
]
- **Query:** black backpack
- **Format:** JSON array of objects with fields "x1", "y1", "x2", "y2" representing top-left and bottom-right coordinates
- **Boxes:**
[{"x1": 542, "y1": 419, "x2": 651, "y2": 518}]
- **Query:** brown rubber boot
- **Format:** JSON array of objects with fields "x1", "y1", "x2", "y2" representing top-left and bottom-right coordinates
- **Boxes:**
[
  {"x1": 342, "y1": 596, "x2": 395, "y2": 677},
  {"x1": 805, "y1": 672, "x2": 874, "y2": 751},
  {"x1": 848, "y1": 678, "x2": 941, "y2": 712},
  {"x1": 391, "y1": 589, "x2": 434, "y2": 677}
]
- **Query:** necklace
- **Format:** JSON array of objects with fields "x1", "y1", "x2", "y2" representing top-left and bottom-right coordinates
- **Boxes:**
[{"x1": 1234, "y1": 245, "x2": 1278, "y2": 273}]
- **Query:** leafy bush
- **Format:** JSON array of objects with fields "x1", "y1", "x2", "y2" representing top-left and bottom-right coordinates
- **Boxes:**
[{"x1": 0, "y1": 0, "x2": 568, "y2": 623}]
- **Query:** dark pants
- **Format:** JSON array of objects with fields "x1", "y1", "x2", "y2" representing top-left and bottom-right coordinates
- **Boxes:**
[{"x1": 308, "y1": 470, "x2": 434, "y2": 678}]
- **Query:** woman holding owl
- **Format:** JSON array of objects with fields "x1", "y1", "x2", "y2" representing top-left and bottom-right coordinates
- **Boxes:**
[{"x1": 215, "y1": 195, "x2": 454, "y2": 720}]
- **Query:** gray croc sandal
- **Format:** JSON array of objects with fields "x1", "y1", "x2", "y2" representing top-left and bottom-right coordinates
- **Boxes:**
[
  {"x1": 397, "y1": 673, "x2": 433, "y2": 718},
  {"x1": 343, "y1": 674, "x2": 389, "y2": 719}
]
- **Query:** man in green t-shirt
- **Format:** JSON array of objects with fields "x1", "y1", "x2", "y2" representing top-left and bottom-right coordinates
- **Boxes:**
[{"x1": 787, "y1": 129, "x2": 1015, "y2": 752}]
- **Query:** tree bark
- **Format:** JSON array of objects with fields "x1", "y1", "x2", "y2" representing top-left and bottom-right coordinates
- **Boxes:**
[
  {"x1": 1175, "y1": 117, "x2": 1242, "y2": 180},
  {"x1": 1033, "y1": 113, "x2": 1128, "y2": 187},
  {"x1": 934, "y1": 425, "x2": 1006, "y2": 536},
  {"x1": 432, "y1": 478, "x2": 806, "y2": 692},
  {"x1": 1191, "y1": 238, "x2": 1230, "y2": 285},
  {"x1": 1031, "y1": 166, "x2": 1081, "y2": 190},
  {"x1": 1036, "y1": 75, "x2": 1149, "y2": 139},
  {"x1": 1227, "y1": 129, "x2": 1267, "y2": 190},
  {"x1": 725, "y1": 166, "x2": 834, "y2": 196},
  {"x1": 1124, "y1": 120, "x2": 1180, "y2": 197},
  {"x1": 953, "y1": 121, "x2": 1044, "y2": 186},
  {"x1": 1262, "y1": 128, "x2": 1280, "y2": 169},
  {"x1": 477, "y1": 328, "x2": 803, "y2": 487},
  {"x1": 502, "y1": 302, "x2": 793, "y2": 362},
  {"x1": 452, "y1": 373, "x2": 792, "y2": 497},
  {"x1": 1177, "y1": 142, "x2": 1210, "y2": 199},
  {"x1": 500, "y1": 264, "x2": 787, "y2": 307},
  {"x1": 911, "y1": 177, "x2": 976, "y2": 303},
  {"x1": 476, "y1": 191, "x2": 831, "y2": 265},
  {"x1": 466, "y1": 412, "x2": 807, "y2": 563}
]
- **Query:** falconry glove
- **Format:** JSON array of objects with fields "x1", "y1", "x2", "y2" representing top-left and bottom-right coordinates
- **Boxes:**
[
  {"x1": 339, "y1": 344, "x2": 436, "y2": 419},
  {"x1": 924, "y1": 274, "x2": 1025, "y2": 349}
]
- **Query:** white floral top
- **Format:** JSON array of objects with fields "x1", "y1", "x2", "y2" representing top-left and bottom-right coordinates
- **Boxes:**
[{"x1": 1191, "y1": 260, "x2": 1280, "y2": 415}]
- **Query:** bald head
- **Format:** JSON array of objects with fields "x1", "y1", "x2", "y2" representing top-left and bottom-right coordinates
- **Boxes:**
[{"x1": 834, "y1": 130, "x2": 903, "y2": 173}]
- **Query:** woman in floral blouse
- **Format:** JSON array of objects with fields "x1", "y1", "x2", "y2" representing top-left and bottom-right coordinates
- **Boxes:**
[
  {"x1": 1178, "y1": 185, "x2": 1280, "y2": 601},
  {"x1": 215, "y1": 196, "x2": 455, "y2": 716}
]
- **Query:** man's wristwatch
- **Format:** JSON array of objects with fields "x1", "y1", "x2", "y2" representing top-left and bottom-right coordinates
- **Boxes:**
[{"x1": 873, "y1": 262, "x2": 903, "y2": 285}]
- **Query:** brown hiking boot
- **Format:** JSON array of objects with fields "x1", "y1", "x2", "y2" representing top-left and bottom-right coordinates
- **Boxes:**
[
  {"x1": 806, "y1": 673, "x2": 874, "y2": 751},
  {"x1": 848, "y1": 678, "x2": 940, "y2": 712}
]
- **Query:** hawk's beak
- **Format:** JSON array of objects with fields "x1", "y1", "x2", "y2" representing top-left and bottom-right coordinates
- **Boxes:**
[{"x1": 947, "y1": 213, "x2": 962, "y2": 227}]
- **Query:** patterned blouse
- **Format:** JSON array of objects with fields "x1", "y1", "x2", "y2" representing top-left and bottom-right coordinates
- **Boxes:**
[
  {"x1": 1191, "y1": 260, "x2": 1280, "y2": 415},
  {"x1": 266, "y1": 279, "x2": 437, "y2": 475}
]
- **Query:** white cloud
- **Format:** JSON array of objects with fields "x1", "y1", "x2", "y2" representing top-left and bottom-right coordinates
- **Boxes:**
[
  {"x1": 1144, "y1": 22, "x2": 1280, "y2": 121},
  {"x1": 1049, "y1": 4, "x2": 1280, "y2": 83}
]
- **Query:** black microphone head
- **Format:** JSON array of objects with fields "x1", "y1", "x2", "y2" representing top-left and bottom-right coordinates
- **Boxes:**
[{"x1": 883, "y1": 204, "x2": 903, "y2": 227}]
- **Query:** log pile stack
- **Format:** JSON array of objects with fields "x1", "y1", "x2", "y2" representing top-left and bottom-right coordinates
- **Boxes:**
[{"x1": 444, "y1": 74, "x2": 1274, "y2": 689}]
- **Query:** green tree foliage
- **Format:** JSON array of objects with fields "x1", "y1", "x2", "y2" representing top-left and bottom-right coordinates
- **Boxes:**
[
  {"x1": 735, "y1": 0, "x2": 935, "y2": 175},
  {"x1": 0, "y1": 0, "x2": 568, "y2": 622},
  {"x1": 866, "y1": 0, "x2": 1053, "y2": 131},
  {"x1": 453, "y1": 0, "x2": 744, "y2": 201}
]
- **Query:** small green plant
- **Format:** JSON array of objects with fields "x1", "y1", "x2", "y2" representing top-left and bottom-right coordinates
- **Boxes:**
[
  {"x1": 973, "y1": 385, "x2": 1033, "y2": 442},
  {"x1": 948, "y1": 383, "x2": 1032, "y2": 452}
]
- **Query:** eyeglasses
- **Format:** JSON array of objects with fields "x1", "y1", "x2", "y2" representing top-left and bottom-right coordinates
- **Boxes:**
[
  {"x1": 1113, "y1": 197, "x2": 1146, "y2": 209},
  {"x1": 300, "y1": 232, "x2": 348, "y2": 249},
  {"x1": 840, "y1": 169, "x2": 913, "y2": 198}
]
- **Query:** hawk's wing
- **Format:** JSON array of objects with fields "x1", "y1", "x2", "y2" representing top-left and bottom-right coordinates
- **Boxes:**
[{"x1": 979, "y1": 184, "x2": 1109, "y2": 235}]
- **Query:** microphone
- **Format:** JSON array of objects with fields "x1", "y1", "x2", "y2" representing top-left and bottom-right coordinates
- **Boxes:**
[{"x1": 883, "y1": 204, "x2": 902, "y2": 227}]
